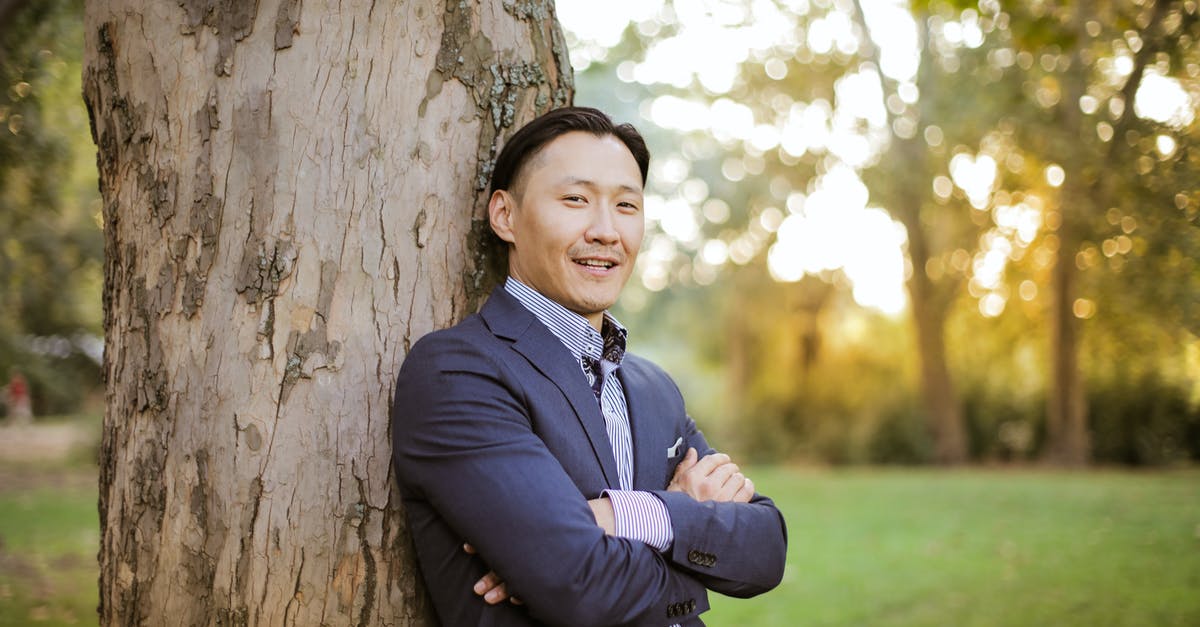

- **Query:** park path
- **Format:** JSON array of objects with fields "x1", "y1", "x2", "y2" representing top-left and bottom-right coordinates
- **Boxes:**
[
  {"x1": 0, "y1": 422, "x2": 98, "y2": 493},
  {"x1": 0, "y1": 423, "x2": 95, "y2": 464}
]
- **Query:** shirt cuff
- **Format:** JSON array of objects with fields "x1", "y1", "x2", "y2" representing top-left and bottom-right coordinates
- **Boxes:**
[{"x1": 603, "y1": 489, "x2": 673, "y2": 552}]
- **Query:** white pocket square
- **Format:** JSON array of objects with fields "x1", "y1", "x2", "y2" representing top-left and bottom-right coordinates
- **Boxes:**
[{"x1": 666, "y1": 436, "x2": 684, "y2": 458}]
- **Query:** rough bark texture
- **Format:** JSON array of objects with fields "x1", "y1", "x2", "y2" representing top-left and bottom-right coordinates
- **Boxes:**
[{"x1": 82, "y1": 1, "x2": 571, "y2": 624}]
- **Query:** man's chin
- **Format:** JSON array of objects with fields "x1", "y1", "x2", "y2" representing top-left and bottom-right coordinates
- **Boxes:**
[{"x1": 569, "y1": 294, "x2": 620, "y2": 317}]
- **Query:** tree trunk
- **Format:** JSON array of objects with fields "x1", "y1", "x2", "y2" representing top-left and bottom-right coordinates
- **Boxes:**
[
  {"x1": 850, "y1": 4, "x2": 968, "y2": 464},
  {"x1": 1045, "y1": 219, "x2": 1089, "y2": 466},
  {"x1": 83, "y1": 1, "x2": 571, "y2": 624},
  {"x1": 896, "y1": 129, "x2": 967, "y2": 462},
  {"x1": 904, "y1": 229, "x2": 968, "y2": 465},
  {"x1": 1044, "y1": 7, "x2": 1091, "y2": 467}
]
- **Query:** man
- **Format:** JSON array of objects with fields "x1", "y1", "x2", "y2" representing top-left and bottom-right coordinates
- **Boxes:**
[{"x1": 392, "y1": 107, "x2": 787, "y2": 626}]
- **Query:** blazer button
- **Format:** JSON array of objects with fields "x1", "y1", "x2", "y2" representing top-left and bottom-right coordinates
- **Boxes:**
[
  {"x1": 686, "y1": 599, "x2": 696, "y2": 612},
  {"x1": 687, "y1": 549, "x2": 701, "y2": 564}
]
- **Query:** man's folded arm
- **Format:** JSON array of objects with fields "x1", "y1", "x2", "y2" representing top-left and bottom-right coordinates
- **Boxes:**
[
  {"x1": 393, "y1": 336, "x2": 707, "y2": 627},
  {"x1": 604, "y1": 489, "x2": 674, "y2": 551},
  {"x1": 576, "y1": 429, "x2": 788, "y2": 598},
  {"x1": 652, "y1": 418, "x2": 789, "y2": 598}
]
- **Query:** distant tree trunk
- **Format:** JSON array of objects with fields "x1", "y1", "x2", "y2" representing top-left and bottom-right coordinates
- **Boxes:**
[
  {"x1": 893, "y1": 146, "x2": 968, "y2": 466},
  {"x1": 1044, "y1": 0, "x2": 1172, "y2": 466},
  {"x1": 83, "y1": 1, "x2": 571, "y2": 624},
  {"x1": 792, "y1": 275, "x2": 832, "y2": 380},
  {"x1": 1044, "y1": 7, "x2": 1093, "y2": 466},
  {"x1": 850, "y1": 3, "x2": 968, "y2": 464},
  {"x1": 904, "y1": 221, "x2": 968, "y2": 465},
  {"x1": 1045, "y1": 217, "x2": 1089, "y2": 466}
]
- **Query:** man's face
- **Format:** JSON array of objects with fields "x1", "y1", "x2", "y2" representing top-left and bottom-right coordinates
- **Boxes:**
[{"x1": 489, "y1": 131, "x2": 645, "y2": 329}]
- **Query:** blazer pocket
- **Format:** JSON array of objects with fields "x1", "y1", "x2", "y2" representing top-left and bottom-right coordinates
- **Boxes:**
[{"x1": 663, "y1": 436, "x2": 686, "y2": 488}]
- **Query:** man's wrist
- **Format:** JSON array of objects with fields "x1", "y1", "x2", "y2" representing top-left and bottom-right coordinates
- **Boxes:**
[
  {"x1": 586, "y1": 496, "x2": 616, "y2": 535},
  {"x1": 603, "y1": 489, "x2": 673, "y2": 552}
]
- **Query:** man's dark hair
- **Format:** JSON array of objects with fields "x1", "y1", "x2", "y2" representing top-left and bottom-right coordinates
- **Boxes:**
[{"x1": 489, "y1": 107, "x2": 651, "y2": 196}]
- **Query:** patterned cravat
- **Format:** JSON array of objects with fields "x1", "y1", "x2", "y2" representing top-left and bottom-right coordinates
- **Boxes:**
[
  {"x1": 600, "y1": 317, "x2": 628, "y2": 364},
  {"x1": 581, "y1": 318, "x2": 627, "y2": 399},
  {"x1": 581, "y1": 355, "x2": 604, "y2": 399}
]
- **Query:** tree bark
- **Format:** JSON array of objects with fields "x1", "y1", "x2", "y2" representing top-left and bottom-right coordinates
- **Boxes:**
[{"x1": 83, "y1": 1, "x2": 571, "y2": 624}]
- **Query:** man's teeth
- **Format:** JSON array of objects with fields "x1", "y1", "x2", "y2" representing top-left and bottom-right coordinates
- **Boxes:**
[{"x1": 577, "y1": 259, "x2": 614, "y2": 268}]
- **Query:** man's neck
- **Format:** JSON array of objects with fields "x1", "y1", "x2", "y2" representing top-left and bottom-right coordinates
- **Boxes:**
[
  {"x1": 584, "y1": 311, "x2": 604, "y2": 333},
  {"x1": 504, "y1": 276, "x2": 608, "y2": 332}
]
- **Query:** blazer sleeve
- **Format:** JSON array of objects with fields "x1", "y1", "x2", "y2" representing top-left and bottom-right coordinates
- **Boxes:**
[
  {"x1": 652, "y1": 413, "x2": 792, "y2": 593},
  {"x1": 649, "y1": 392, "x2": 789, "y2": 597},
  {"x1": 393, "y1": 333, "x2": 708, "y2": 627}
]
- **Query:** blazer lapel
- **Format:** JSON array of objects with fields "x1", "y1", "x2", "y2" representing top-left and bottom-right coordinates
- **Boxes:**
[
  {"x1": 618, "y1": 360, "x2": 669, "y2": 491},
  {"x1": 481, "y1": 288, "x2": 621, "y2": 489}
]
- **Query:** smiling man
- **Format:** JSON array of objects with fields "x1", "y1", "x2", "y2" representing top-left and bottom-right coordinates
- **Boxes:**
[{"x1": 391, "y1": 107, "x2": 787, "y2": 626}]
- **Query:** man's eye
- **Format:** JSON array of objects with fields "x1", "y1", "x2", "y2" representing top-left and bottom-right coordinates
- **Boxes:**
[
  {"x1": 619, "y1": 202, "x2": 641, "y2": 211},
  {"x1": 563, "y1": 195, "x2": 586, "y2": 203}
]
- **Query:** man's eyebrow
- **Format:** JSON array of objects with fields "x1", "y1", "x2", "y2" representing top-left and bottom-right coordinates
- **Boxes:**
[{"x1": 558, "y1": 176, "x2": 643, "y2": 194}]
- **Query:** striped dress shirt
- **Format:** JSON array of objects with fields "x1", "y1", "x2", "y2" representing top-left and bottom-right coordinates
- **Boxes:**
[{"x1": 505, "y1": 278, "x2": 673, "y2": 552}]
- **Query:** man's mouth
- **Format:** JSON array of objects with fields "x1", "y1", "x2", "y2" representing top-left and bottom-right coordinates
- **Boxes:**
[{"x1": 574, "y1": 258, "x2": 617, "y2": 270}]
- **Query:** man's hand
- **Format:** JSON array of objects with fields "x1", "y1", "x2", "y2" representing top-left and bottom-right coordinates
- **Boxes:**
[
  {"x1": 466, "y1": 499, "x2": 615, "y2": 606},
  {"x1": 465, "y1": 543, "x2": 522, "y2": 606},
  {"x1": 668, "y1": 448, "x2": 754, "y2": 503}
]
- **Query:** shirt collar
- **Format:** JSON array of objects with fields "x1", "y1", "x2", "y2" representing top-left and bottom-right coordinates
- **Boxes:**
[{"x1": 504, "y1": 277, "x2": 627, "y2": 365}]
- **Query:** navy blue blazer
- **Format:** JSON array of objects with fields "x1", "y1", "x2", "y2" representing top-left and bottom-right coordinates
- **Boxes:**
[{"x1": 392, "y1": 287, "x2": 787, "y2": 626}]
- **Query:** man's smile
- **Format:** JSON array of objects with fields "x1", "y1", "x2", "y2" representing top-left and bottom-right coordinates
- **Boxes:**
[{"x1": 574, "y1": 257, "x2": 617, "y2": 270}]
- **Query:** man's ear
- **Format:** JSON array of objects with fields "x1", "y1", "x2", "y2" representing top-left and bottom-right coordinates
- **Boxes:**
[{"x1": 488, "y1": 190, "x2": 517, "y2": 244}]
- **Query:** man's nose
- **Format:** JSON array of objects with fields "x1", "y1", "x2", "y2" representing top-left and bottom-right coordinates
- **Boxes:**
[{"x1": 584, "y1": 204, "x2": 620, "y2": 244}]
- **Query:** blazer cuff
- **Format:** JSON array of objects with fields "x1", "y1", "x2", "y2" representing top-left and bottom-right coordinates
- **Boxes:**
[{"x1": 603, "y1": 489, "x2": 674, "y2": 552}]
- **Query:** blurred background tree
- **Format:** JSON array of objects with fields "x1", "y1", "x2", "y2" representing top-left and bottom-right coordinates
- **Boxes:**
[
  {"x1": 0, "y1": 0, "x2": 102, "y2": 417},
  {"x1": 561, "y1": 0, "x2": 1200, "y2": 466}
]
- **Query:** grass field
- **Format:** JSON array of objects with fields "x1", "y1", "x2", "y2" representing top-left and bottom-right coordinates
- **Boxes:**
[
  {"x1": 0, "y1": 465, "x2": 97, "y2": 627},
  {"x1": 708, "y1": 467, "x2": 1200, "y2": 626},
  {"x1": 1, "y1": 446, "x2": 1197, "y2": 626}
]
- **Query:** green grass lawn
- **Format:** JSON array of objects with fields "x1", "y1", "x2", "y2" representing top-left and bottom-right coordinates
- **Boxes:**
[
  {"x1": 0, "y1": 469, "x2": 98, "y2": 627},
  {"x1": 0, "y1": 460, "x2": 1197, "y2": 626},
  {"x1": 708, "y1": 467, "x2": 1200, "y2": 626}
]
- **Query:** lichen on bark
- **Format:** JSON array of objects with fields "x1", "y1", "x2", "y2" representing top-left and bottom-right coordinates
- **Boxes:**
[
  {"x1": 179, "y1": 0, "x2": 262, "y2": 75},
  {"x1": 423, "y1": 0, "x2": 574, "y2": 309}
]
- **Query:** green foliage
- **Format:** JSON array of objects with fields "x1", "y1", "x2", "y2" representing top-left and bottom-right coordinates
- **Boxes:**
[
  {"x1": 0, "y1": 0, "x2": 102, "y2": 415},
  {"x1": 1089, "y1": 372, "x2": 1200, "y2": 465}
]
